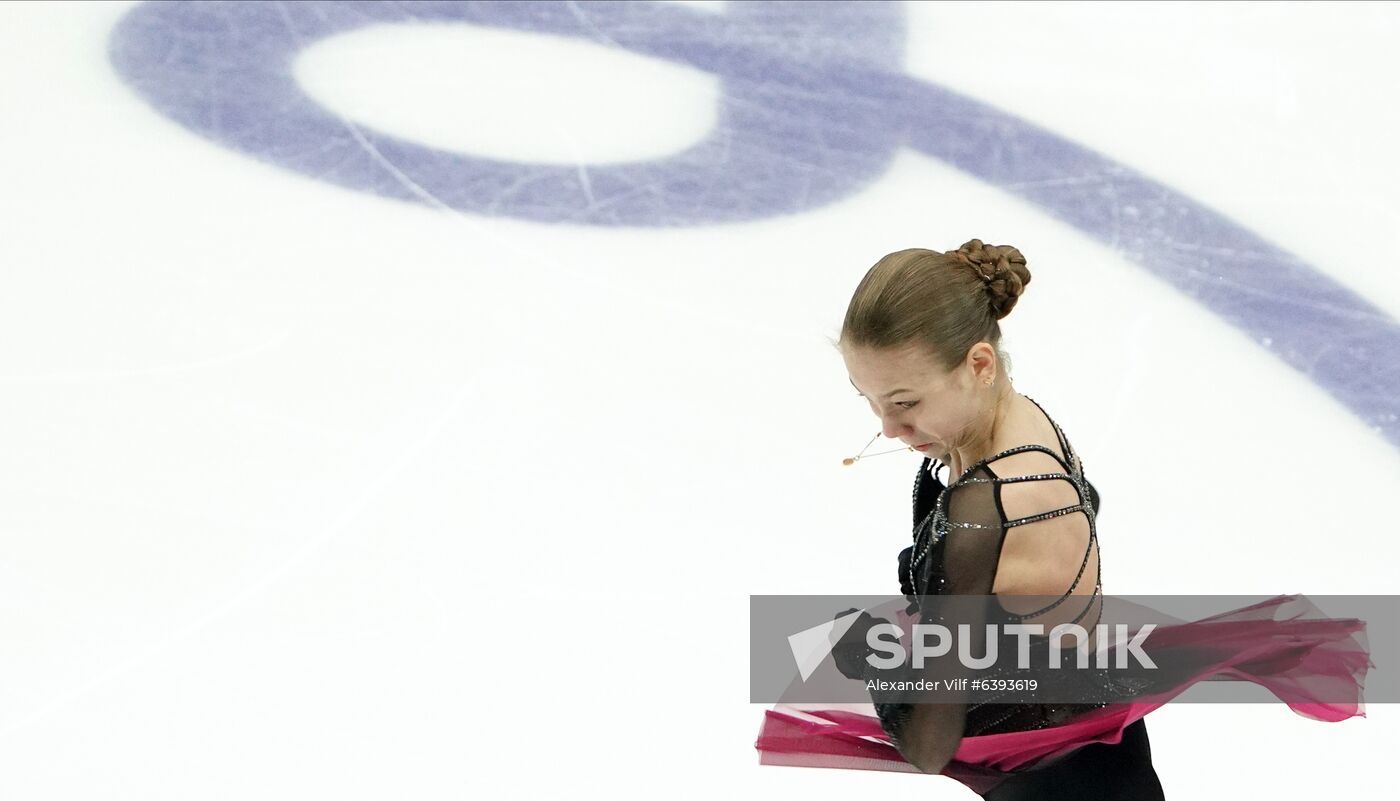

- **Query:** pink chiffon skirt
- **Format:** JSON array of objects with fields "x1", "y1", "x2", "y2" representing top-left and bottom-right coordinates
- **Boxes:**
[{"x1": 755, "y1": 595, "x2": 1370, "y2": 794}]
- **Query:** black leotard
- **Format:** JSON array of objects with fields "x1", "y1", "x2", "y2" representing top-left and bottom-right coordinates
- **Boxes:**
[{"x1": 876, "y1": 396, "x2": 1165, "y2": 799}]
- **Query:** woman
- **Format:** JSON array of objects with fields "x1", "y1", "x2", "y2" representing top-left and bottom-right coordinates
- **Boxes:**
[{"x1": 755, "y1": 239, "x2": 1368, "y2": 798}]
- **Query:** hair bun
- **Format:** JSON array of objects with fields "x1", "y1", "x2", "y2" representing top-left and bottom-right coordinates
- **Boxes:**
[{"x1": 951, "y1": 238, "x2": 1031, "y2": 320}]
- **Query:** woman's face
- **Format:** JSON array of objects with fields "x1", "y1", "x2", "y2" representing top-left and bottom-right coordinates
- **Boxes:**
[{"x1": 841, "y1": 343, "x2": 984, "y2": 458}]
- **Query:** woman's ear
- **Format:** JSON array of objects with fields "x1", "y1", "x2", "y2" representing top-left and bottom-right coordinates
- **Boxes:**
[{"x1": 965, "y1": 341, "x2": 997, "y2": 384}]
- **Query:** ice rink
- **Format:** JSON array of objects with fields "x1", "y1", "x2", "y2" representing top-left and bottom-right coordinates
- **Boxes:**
[{"x1": 1, "y1": 1, "x2": 1397, "y2": 797}]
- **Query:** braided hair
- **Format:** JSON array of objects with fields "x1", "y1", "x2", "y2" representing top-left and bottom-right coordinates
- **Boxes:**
[{"x1": 834, "y1": 238, "x2": 1033, "y2": 372}]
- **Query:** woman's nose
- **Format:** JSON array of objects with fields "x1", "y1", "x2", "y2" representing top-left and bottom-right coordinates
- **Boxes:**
[{"x1": 881, "y1": 416, "x2": 906, "y2": 440}]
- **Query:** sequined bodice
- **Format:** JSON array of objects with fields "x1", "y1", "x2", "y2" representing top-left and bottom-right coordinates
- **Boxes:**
[
  {"x1": 905, "y1": 397, "x2": 1100, "y2": 604},
  {"x1": 886, "y1": 395, "x2": 1108, "y2": 738}
]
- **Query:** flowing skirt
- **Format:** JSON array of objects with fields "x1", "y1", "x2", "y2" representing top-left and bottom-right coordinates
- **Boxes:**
[{"x1": 754, "y1": 595, "x2": 1370, "y2": 796}]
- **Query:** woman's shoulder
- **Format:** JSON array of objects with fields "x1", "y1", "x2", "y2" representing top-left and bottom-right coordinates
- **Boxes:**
[
  {"x1": 940, "y1": 398, "x2": 1095, "y2": 521},
  {"x1": 963, "y1": 394, "x2": 1079, "y2": 482}
]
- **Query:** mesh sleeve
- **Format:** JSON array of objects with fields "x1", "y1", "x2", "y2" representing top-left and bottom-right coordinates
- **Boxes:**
[{"x1": 871, "y1": 464, "x2": 1005, "y2": 753}]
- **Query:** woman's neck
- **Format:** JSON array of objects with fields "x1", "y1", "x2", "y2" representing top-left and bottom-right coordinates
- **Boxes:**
[{"x1": 948, "y1": 382, "x2": 1017, "y2": 476}]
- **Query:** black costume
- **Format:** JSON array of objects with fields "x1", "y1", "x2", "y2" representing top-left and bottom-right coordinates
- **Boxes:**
[
  {"x1": 877, "y1": 396, "x2": 1164, "y2": 799},
  {"x1": 759, "y1": 394, "x2": 1366, "y2": 796}
]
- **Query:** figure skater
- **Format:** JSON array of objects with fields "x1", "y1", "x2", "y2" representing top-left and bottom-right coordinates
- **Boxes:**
[{"x1": 755, "y1": 239, "x2": 1369, "y2": 799}]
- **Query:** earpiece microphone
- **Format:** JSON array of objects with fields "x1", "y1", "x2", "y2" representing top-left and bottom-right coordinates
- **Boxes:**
[{"x1": 843, "y1": 431, "x2": 915, "y2": 465}]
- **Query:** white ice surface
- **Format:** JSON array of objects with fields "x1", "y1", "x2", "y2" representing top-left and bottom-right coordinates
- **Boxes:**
[{"x1": 0, "y1": 1, "x2": 1396, "y2": 798}]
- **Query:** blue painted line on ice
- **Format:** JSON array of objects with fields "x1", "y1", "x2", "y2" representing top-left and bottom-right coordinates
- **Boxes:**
[{"x1": 108, "y1": 0, "x2": 1400, "y2": 448}]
